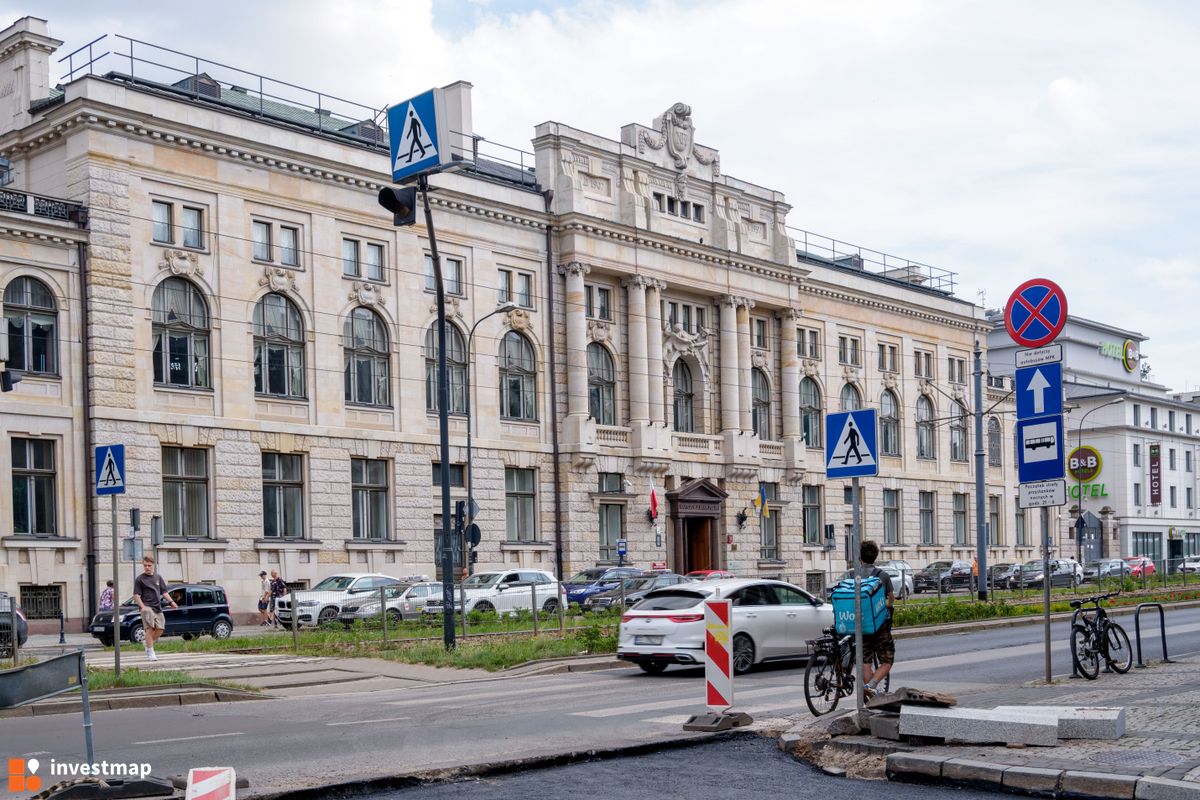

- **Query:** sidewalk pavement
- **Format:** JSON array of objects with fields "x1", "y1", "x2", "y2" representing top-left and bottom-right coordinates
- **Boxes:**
[{"x1": 780, "y1": 654, "x2": 1200, "y2": 797}]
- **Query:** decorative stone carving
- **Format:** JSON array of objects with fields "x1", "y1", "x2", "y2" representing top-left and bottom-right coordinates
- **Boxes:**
[
  {"x1": 882, "y1": 373, "x2": 898, "y2": 391},
  {"x1": 722, "y1": 295, "x2": 756, "y2": 310},
  {"x1": 918, "y1": 379, "x2": 935, "y2": 397},
  {"x1": 588, "y1": 318, "x2": 611, "y2": 344},
  {"x1": 560, "y1": 149, "x2": 578, "y2": 188},
  {"x1": 557, "y1": 261, "x2": 590, "y2": 277},
  {"x1": 427, "y1": 295, "x2": 463, "y2": 321},
  {"x1": 952, "y1": 386, "x2": 967, "y2": 403},
  {"x1": 621, "y1": 274, "x2": 654, "y2": 291},
  {"x1": 776, "y1": 308, "x2": 802, "y2": 322},
  {"x1": 259, "y1": 266, "x2": 296, "y2": 294},
  {"x1": 751, "y1": 349, "x2": 768, "y2": 370},
  {"x1": 159, "y1": 248, "x2": 201, "y2": 278},
  {"x1": 663, "y1": 323, "x2": 711, "y2": 381},
  {"x1": 660, "y1": 103, "x2": 695, "y2": 170},
  {"x1": 507, "y1": 307, "x2": 532, "y2": 332},
  {"x1": 675, "y1": 172, "x2": 689, "y2": 201},
  {"x1": 842, "y1": 365, "x2": 861, "y2": 384},
  {"x1": 349, "y1": 281, "x2": 385, "y2": 308},
  {"x1": 693, "y1": 144, "x2": 720, "y2": 176},
  {"x1": 803, "y1": 359, "x2": 820, "y2": 378}
]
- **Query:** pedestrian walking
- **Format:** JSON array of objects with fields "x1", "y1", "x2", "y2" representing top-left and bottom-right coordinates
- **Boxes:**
[
  {"x1": 258, "y1": 571, "x2": 271, "y2": 626},
  {"x1": 99, "y1": 580, "x2": 114, "y2": 611},
  {"x1": 269, "y1": 570, "x2": 287, "y2": 628},
  {"x1": 132, "y1": 556, "x2": 176, "y2": 661},
  {"x1": 858, "y1": 540, "x2": 895, "y2": 697}
]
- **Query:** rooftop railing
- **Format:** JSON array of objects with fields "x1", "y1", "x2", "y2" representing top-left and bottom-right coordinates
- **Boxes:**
[{"x1": 788, "y1": 225, "x2": 957, "y2": 295}]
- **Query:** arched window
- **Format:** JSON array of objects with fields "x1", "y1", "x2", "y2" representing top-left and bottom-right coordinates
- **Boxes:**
[
  {"x1": 673, "y1": 360, "x2": 694, "y2": 433},
  {"x1": 253, "y1": 293, "x2": 305, "y2": 398},
  {"x1": 345, "y1": 307, "x2": 390, "y2": 407},
  {"x1": 917, "y1": 395, "x2": 936, "y2": 459},
  {"x1": 3, "y1": 276, "x2": 57, "y2": 375},
  {"x1": 424, "y1": 322, "x2": 466, "y2": 413},
  {"x1": 499, "y1": 331, "x2": 537, "y2": 421},
  {"x1": 988, "y1": 416, "x2": 1002, "y2": 467},
  {"x1": 950, "y1": 401, "x2": 968, "y2": 462},
  {"x1": 880, "y1": 389, "x2": 900, "y2": 457},
  {"x1": 800, "y1": 377, "x2": 822, "y2": 447},
  {"x1": 840, "y1": 383, "x2": 862, "y2": 411},
  {"x1": 752, "y1": 368, "x2": 772, "y2": 440},
  {"x1": 152, "y1": 278, "x2": 209, "y2": 388},
  {"x1": 587, "y1": 343, "x2": 615, "y2": 425}
]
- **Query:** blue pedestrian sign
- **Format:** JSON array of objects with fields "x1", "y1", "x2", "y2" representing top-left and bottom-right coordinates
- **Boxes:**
[
  {"x1": 95, "y1": 444, "x2": 126, "y2": 496},
  {"x1": 1015, "y1": 362, "x2": 1063, "y2": 420},
  {"x1": 1016, "y1": 414, "x2": 1065, "y2": 483},
  {"x1": 387, "y1": 88, "x2": 449, "y2": 183},
  {"x1": 825, "y1": 409, "x2": 878, "y2": 479}
]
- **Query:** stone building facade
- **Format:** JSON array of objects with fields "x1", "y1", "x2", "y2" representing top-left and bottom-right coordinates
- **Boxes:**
[{"x1": 0, "y1": 17, "x2": 1025, "y2": 626}]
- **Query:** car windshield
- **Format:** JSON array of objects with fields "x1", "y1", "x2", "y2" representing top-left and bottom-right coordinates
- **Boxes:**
[
  {"x1": 924, "y1": 562, "x2": 952, "y2": 571},
  {"x1": 620, "y1": 577, "x2": 655, "y2": 591},
  {"x1": 633, "y1": 590, "x2": 707, "y2": 611},
  {"x1": 567, "y1": 569, "x2": 607, "y2": 584},
  {"x1": 311, "y1": 576, "x2": 355, "y2": 591},
  {"x1": 1021, "y1": 560, "x2": 1043, "y2": 570},
  {"x1": 462, "y1": 573, "x2": 502, "y2": 588}
]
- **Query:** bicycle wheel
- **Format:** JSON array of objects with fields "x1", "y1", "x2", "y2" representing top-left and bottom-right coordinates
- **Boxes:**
[
  {"x1": 804, "y1": 652, "x2": 841, "y2": 716},
  {"x1": 1071, "y1": 624, "x2": 1100, "y2": 680},
  {"x1": 1105, "y1": 622, "x2": 1133, "y2": 674}
]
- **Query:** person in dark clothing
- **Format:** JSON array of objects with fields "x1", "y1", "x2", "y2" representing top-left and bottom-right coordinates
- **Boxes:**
[
  {"x1": 133, "y1": 556, "x2": 177, "y2": 661},
  {"x1": 269, "y1": 570, "x2": 287, "y2": 628},
  {"x1": 859, "y1": 540, "x2": 895, "y2": 695}
]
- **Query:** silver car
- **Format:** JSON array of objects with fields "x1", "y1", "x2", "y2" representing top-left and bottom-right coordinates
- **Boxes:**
[{"x1": 338, "y1": 581, "x2": 443, "y2": 627}]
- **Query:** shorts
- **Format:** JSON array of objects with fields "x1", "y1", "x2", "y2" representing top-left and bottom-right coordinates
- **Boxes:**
[
  {"x1": 141, "y1": 608, "x2": 166, "y2": 630},
  {"x1": 258, "y1": 600, "x2": 269, "y2": 611},
  {"x1": 863, "y1": 625, "x2": 895, "y2": 666}
]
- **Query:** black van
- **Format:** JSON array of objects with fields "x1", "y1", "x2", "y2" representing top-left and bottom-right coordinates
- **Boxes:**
[{"x1": 90, "y1": 584, "x2": 234, "y2": 646}]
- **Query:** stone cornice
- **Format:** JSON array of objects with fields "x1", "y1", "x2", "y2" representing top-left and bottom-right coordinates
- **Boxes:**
[
  {"x1": 0, "y1": 214, "x2": 86, "y2": 247},
  {"x1": 798, "y1": 281, "x2": 983, "y2": 333}
]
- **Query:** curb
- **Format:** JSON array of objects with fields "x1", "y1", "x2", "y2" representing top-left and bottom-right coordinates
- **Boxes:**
[
  {"x1": 0, "y1": 685, "x2": 264, "y2": 718},
  {"x1": 885, "y1": 752, "x2": 1200, "y2": 799}
]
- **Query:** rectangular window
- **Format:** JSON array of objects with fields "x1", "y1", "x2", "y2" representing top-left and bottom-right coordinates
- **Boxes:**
[
  {"x1": 1169, "y1": 410, "x2": 1176, "y2": 431},
  {"x1": 1151, "y1": 407, "x2": 1159, "y2": 429},
  {"x1": 948, "y1": 357, "x2": 967, "y2": 384},
  {"x1": 953, "y1": 493, "x2": 968, "y2": 544},
  {"x1": 693, "y1": 204, "x2": 705, "y2": 223},
  {"x1": 599, "y1": 503, "x2": 623, "y2": 561},
  {"x1": 19, "y1": 585, "x2": 62, "y2": 620},
  {"x1": 586, "y1": 285, "x2": 611, "y2": 321},
  {"x1": 152, "y1": 201, "x2": 173, "y2": 244},
  {"x1": 598, "y1": 472, "x2": 624, "y2": 493},
  {"x1": 989, "y1": 495, "x2": 1001, "y2": 545},
  {"x1": 252, "y1": 221, "x2": 272, "y2": 261},
  {"x1": 754, "y1": 319, "x2": 768, "y2": 349},
  {"x1": 505, "y1": 468, "x2": 536, "y2": 542},
  {"x1": 366, "y1": 243, "x2": 384, "y2": 282},
  {"x1": 1133, "y1": 531, "x2": 1162, "y2": 563},
  {"x1": 883, "y1": 489, "x2": 900, "y2": 545},
  {"x1": 279, "y1": 226, "x2": 300, "y2": 267},
  {"x1": 430, "y1": 463, "x2": 466, "y2": 488},
  {"x1": 1134, "y1": 483, "x2": 1142, "y2": 506},
  {"x1": 1015, "y1": 506, "x2": 1026, "y2": 546},
  {"x1": 261, "y1": 453, "x2": 304, "y2": 538},
  {"x1": 838, "y1": 335, "x2": 861, "y2": 366},
  {"x1": 181, "y1": 207, "x2": 203, "y2": 249},
  {"x1": 798, "y1": 328, "x2": 820, "y2": 359},
  {"x1": 500, "y1": 268, "x2": 534, "y2": 308},
  {"x1": 351, "y1": 458, "x2": 389, "y2": 539},
  {"x1": 425, "y1": 255, "x2": 463, "y2": 295},
  {"x1": 878, "y1": 343, "x2": 897, "y2": 372},
  {"x1": 342, "y1": 238, "x2": 360, "y2": 277},
  {"x1": 499, "y1": 269, "x2": 511, "y2": 304},
  {"x1": 652, "y1": 192, "x2": 665, "y2": 212},
  {"x1": 1169, "y1": 448, "x2": 1177, "y2": 470},
  {"x1": 914, "y1": 350, "x2": 934, "y2": 379},
  {"x1": 1133, "y1": 443, "x2": 1141, "y2": 466},
  {"x1": 1187, "y1": 487, "x2": 1194, "y2": 509},
  {"x1": 1133, "y1": 404, "x2": 1141, "y2": 426},
  {"x1": 1170, "y1": 486, "x2": 1178, "y2": 508},
  {"x1": 758, "y1": 483, "x2": 779, "y2": 560},
  {"x1": 11, "y1": 438, "x2": 56, "y2": 535},
  {"x1": 802, "y1": 485, "x2": 821, "y2": 545},
  {"x1": 667, "y1": 196, "x2": 677, "y2": 215},
  {"x1": 1187, "y1": 413, "x2": 1193, "y2": 435},
  {"x1": 162, "y1": 446, "x2": 209, "y2": 538},
  {"x1": 919, "y1": 491, "x2": 935, "y2": 545},
  {"x1": 1187, "y1": 450, "x2": 1193, "y2": 472},
  {"x1": 681, "y1": 305, "x2": 692, "y2": 332}
]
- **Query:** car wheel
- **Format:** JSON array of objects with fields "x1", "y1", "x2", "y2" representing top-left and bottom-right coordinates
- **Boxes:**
[
  {"x1": 732, "y1": 633, "x2": 755, "y2": 675},
  {"x1": 99, "y1": 636, "x2": 113, "y2": 648},
  {"x1": 130, "y1": 624, "x2": 145, "y2": 645},
  {"x1": 940, "y1": 579, "x2": 952, "y2": 594},
  {"x1": 317, "y1": 606, "x2": 339, "y2": 625},
  {"x1": 474, "y1": 601, "x2": 495, "y2": 614},
  {"x1": 181, "y1": 633, "x2": 194, "y2": 641},
  {"x1": 638, "y1": 661, "x2": 668, "y2": 675},
  {"x1": 386, "y1": 609, "x2": 402, "y2": 624},
  {"x1": 542, "y1": 598, "x2": 559, "y2": 614},
  {"x1": 211, "y1": 620, "x2": 233, "y2": 640}
]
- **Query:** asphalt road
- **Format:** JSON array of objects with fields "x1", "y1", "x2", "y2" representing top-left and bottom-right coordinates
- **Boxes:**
[{"x1": 6, "y1": 606, "x2": 1200, "y2": 797}]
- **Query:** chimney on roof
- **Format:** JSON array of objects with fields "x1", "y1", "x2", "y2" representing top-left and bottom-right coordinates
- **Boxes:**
[
  {"x1": 0, "y1": 17, "x2": 63, "y2": 135},
  {"x1": 439, "y1": 81, "x2": 474, "y2": 161}
]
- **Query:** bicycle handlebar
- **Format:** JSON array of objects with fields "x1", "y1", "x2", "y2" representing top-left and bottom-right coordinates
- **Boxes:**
[{"x1": 1069, "y1": 591, "x2": 1120, "y2": 609}]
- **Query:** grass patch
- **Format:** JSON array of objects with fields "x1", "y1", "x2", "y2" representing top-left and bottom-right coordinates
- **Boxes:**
[
  {"x1": 85, "y1": 667, "x2": 258, "y2": 693},
  {"x1": 894, "y1": 586, "x2": 1200, "y2": 627},
  {"x1": 379, "y1": 627, "x2": 617, "y2": 671}
]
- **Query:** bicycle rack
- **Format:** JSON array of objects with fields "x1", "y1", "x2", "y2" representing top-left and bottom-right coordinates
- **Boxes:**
[{"x1": 1133, "y1": 603, "x2": 1174, "y2": 668}]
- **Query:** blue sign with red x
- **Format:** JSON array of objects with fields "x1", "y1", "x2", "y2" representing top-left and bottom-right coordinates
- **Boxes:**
[{"x1": 1005, "y1": 278, "x2": 1068, "y2": 348}]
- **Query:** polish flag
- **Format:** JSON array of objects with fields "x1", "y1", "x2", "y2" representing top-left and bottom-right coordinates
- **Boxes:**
[{"x1": 649, "y1": 479, "x2": 659, "y2": 521}]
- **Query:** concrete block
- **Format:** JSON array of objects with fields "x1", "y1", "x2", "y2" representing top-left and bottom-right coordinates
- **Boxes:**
[
  {"x1": 1060, "y1": 770, "x2": 1138, "y2": 799},
  {"x1": 1136, "y1": 776, "x2": 1200, "y2": 800},
  {"x1": 867, "y1": 686, "x2": 957, "y2": 712},
  {"x1": 1003, "y1": 766, "x2": 1063, "y2": 798},
  {"x1": 942, "y1": 759, "x2": 1005, "y2": 790},
  {"x1": 885, "y1": 752, "x2": 945, "y2": 784},
  {"x1": 899, "y1": 705, "x2": 1059, "y2": 746},
  {"x1": 993, "y1": 705, "x2": 1125, "y2": 740},
  {"x1": 868, "y1": 712, "x2": 901, "y2": 741}
]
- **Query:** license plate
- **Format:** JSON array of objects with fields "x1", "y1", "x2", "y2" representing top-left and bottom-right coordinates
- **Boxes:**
[
  {"x1": 634, "y1": 635, "x2": 663, "y2": 646},
  {"x1": 91, "y1": 626, "x2": 105, "y2": 632}
]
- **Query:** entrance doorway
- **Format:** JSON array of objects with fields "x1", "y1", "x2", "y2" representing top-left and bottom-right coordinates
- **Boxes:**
[
  {"x1": 667, "y1": 478, "x2": 727, "y2": 575},
  {"x1": 683, "y1": 517, "x2": 713, "y2": 573}
]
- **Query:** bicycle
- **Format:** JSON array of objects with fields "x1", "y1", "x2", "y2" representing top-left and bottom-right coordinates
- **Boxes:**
[
  {"x1": 1069, "y1": 592, "x2": 1133, "y2": 679},
  {"x1": 803, "y1": 625, "x2": 890, "y2": 716}
]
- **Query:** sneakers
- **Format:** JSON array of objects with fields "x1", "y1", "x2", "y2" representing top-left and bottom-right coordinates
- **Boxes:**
[
  {"x1": 863, "y1": 684, "x2": 877, "y2": 699},
  {"x1": 146, "y1": 647, "x2": 157, "y2": 662}
]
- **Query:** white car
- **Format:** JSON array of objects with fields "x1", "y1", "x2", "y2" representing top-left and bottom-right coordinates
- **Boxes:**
[
  {"x1": 878, "y1": 565, "x2": 914, "y2": 600},
  {"x1": 274, "y1": 573, "x2": 402, "y2": 627},
  {"x1": 1182, "y1": 557, "x2": 1200, "y2": 574},
  {"x1": 423, "y1": 569, "x2": 564, "y2": 616},
  {"x1": 617, "y1": 578, "x2": 833, "y2": 675}
]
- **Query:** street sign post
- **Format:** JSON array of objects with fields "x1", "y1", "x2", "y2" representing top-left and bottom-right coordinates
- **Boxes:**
[
  {"x1": 1005, "y1": 278, "x2": 1068, "y2": 349},
  {"x1": 1015, "y1": 363, "x2": 1063, "y2": 419},
  {"x1": 1015, "y1": 344, "x2": 1063, "y2": 368},
  {"x1": 386, "y1": 88, "x2": 451, "y2": 183},
  {"x1": 616, "y1": 538, "x2": 627, "y2": 566},
  {"x1": 95, "y1": 444, "x2": 127, "y2": 677},
  {"x1": 1017, "y1": 414, "x2": 1066, "y2": 483}
]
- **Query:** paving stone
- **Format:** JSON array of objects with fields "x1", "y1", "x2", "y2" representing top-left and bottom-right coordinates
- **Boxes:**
[
  {"x1": 868, "y1": 712, "x2": 901, "y2": 741},
  {"x1": 993, "y1": 705, "x2": 1126, "y2": 740},
  {"x1": 867, "y1": 686, "x2": 958, "y2": 712},
  {"x1": 1135, "y1": 776, "x2": 1200, "y2": 799},
  {"x1": 899, "y1": 705, "x2": 1060, "y2": 746},
  {"x1": 885, "y1": 752, "x2": 945, "y2": 783},
  {"x1": 1060, "y1": 769, "x2": 1139, "y2": 799},
  {"x1": 1003, "y1": 765, "x2": 1064, "y2": 798},
  {"x1": 942, "y1": 758, "x2": 1005, "y2": 789}
]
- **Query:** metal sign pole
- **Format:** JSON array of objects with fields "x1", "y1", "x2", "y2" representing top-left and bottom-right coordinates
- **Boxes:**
[
  {"x1": 974, "y1": 339, "x2": 987, "y2": 600},
  {"x1": 111, "y1": 494, "x2": 121, "y2": 678},
  {"x1": 1043, "y1": 511, "x2": 1052, "y2": 683},
  {"x1": 78, "y1": 651, "x2": 95, "y2": 765},
  {"x1": 852, "y1": 476, "x2": 863, "y2": 712}
]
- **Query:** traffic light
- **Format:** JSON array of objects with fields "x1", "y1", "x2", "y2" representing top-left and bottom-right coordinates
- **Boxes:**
[
  {"x1": 469, "y1": 549, "x2": 478, "y2": 565},
  {"x1": 1, "y1": 370, "x2": 22, "y2": 392},
  {"x1": 378, "y1": 186, "x2": 418, "y2": 226}
]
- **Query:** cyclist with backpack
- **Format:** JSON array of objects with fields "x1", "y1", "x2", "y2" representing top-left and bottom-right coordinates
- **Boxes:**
[{"x1": 859, "y1": 540, "x2": 895, "y2": 696}]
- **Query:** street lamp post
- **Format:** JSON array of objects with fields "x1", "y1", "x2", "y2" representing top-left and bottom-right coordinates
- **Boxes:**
[
  {"x1": 465, "y1": 300, "x2": 518, "y2": 574},
  {"x1": 1074, "y1": 396, "x2": 1124, "y2": 561}
]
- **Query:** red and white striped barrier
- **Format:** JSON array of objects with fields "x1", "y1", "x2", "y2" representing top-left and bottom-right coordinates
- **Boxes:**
[
  {"x1": 704, "y1": 598, "x2": 733, "y2": 712},
  {"x1": 185, "y1": 767, "x2": 236, "y2": 800}
]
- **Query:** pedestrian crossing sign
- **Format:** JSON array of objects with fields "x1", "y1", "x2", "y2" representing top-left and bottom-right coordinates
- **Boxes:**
[
  {"x1": 95, "y1": 444, "x2": 126, "y2": 496},
  {"x1": 824, "y1": 409, "x2": 879, "y2": 479},
  {"x1": 387, "y1": 88, "x2": 449, "y2": 182}
]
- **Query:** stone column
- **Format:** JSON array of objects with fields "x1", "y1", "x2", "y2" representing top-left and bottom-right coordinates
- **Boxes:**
[
  {"x1": 779, "y1": 309, "x2": 801, "y2": 440},
  {"x1": 645, "y1": 279, "x2": 667, "y2": 426},
  {"x1": 737, "y1": 298, "x2": 755, "y2": 433},
  {"x1": 623, "y1": 276, "x2": 650, "y2": 425},
  {"x1": 560, "y1": 262, "x2": 590, "y2": 417},
  {"x1": 719, "y1": 296, "x2": 740, "y2": 433}
]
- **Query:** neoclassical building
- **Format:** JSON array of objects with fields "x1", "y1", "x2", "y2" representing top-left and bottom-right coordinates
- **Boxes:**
[{"x1": 0, "y1": 17, "x2": 1025, "y2": 626}]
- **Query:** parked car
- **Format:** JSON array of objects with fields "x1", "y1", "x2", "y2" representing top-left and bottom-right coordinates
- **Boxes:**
[
  {"x1": 880, "y1": 560, "x2": 914, "y2": 583},
  {"x1": 987, "y1": 563, "x2": 1019, "y2": 589},
  {"x1": 1123, "y1": 556, "x2": 1157, "y2": 577},
  {"x1": 423, "y1": 569, "x2": 564, "y2": 616},
  {"x1": 275, "y1": 573, "x2": 403, "y2": 627},
  {"x1": 617, "y1": 579, "x2": 832, "y2": 674},
  {"x1": 89, "y1": 584, "x2": 234, "y2": 646},
  {"x1": 338, "y1": 581, "x2": 443, "y2": 627},
  {"x1": 685, "y1": 570, "x2": 737, "y2": 581},
  {"x1": 581, "y1": 572, "x2": 693, "y2": 611},
  {"x1": 1012, "y1": 559, "x2": 1079, "y2": 589},
  {"x1": 1083, "y1": 559, "x2": 1130, "y2": 582},
  {"x1": 564, "y1": 566, "x2": 644, "y2": 607},
  {"x1": 878, "y1": 565, "x2": 914, "y2": 600},
  {"x1": 1182, "y1": 557, "x2": 1200, "y2": 574},
  {"x1": 913, "y1": 560, "x2": 973, "y2": 593},
  {"x1": 0, "y1": 593, "x2": 29, "y2": 656}
]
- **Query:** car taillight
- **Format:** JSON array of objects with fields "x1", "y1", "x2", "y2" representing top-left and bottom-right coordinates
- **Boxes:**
[
  {"x1": 621, "y1": 614, "x2": 637, "y2": 623},
  {"x1": 667, "y1": 614, "x2": 704, "y2": 623}
]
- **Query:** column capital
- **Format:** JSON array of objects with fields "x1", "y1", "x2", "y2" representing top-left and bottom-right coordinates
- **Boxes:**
[
  {"x1": 645, "y1": 278, "x2": 668, "y2": 292},
  {"x1": 557, "y1": 261, "x2": 591, "y2": 277},
  {"x1": 722, "y1": 295, "x2": 755, "y2": 310},
  {"x1": 621, "y1": 274, "x2": 654, "y2": 291},
  {"x1": 776, "y1": 308, "x2": 803, "y2": 321}
]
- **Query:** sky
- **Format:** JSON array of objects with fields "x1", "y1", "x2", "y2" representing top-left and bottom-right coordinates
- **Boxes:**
[{"x1": 18, "y1": 0, "x2": 1200, "y2": 393}]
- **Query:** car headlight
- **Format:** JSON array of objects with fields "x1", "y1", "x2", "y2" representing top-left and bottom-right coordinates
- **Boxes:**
[{"x1": 298, "y1": 600, "x2": 319, "y2": 607}]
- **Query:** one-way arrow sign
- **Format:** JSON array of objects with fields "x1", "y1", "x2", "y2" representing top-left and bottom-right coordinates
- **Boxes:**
[{"x1": 1016, "y1": 362, "x2": 1062, "y2": 421}]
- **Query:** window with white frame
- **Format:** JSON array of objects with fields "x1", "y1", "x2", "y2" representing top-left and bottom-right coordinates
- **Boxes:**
[
  {"x1": 802, "y1": 485, "x2": 822, "y2": 545},
  {"x1": 253, "y1": 293, "x2": 306, "y2": 398},
  {"x1": 948, "y1": 356, "x2": 967, "y2": 384},
  {"x1": 914, "y1": 349, "x2": 934, "y2": 379},
  {"x1": 252, "y1": 220, "x2": 272, "y2": 262},
  {"x1": 425, "y1": 255, "x2": 463, "y2": 296},
  {"x1": 505, "y1": 467, "x2": 537, "y2": 542},
  {"x1": 585, "y1": 285, "x2": 612, "y2": 321},
  {"x1": 877, "y1": 343, "x2": 898, "y2": 372},
  {"x1": 953, "y1": 492, "x2": 969, "y2": 544},
  {"x1": 797, "y1": 328, "x2": 820, "y2": 359},
  {"x1": 279, "y1": 225, "x2": 300, "y2": 267},
  {"x1": 152, "y1": 201, "x2": 173, "y2": 244},
  {"x1": 250, "y1": 220, "x2": 301, "y2": 267},
  {"x1": 262, "y1": 452, "x2": 304, "y2": 538},
  {"x1": 498, "y1": 267, "x2": 534, "y2": 308},
  {"x1": 838, "y1": 335, "x2": 861, "y2": 366},
  {"x1": 152, "y1": 200, "x2": 205, "y2": 249},
  {"x1": 344, "y1": 307, "x2": 391, "y2": 407},
  {"x1": 919, "y1": 491, "x2": 935, "y2": 545},
  {"x1": 343, "y1": 239, "x2": 385, "y2": 282},
  {"x1": 11, "y1": 438, "x2": 56, "y2": 535},
  {"x1": 4, "y1": 276, "x2": 58, "y2": 376},
  {"x1": 1015, "y1": 505, "x2": 1027, "y2": 546},
  {"x1": 351, "y1": 458, "x2": 389, "y2": 539},
  {"x1": 883, "y1": 488, "x2": 900, "y2": 545},
  {"x1": 162, "y1": 446, "x2": 209, "y2": 538},
  {"x1": 839, "y1": 383, "x2": 861, "y2": 411}
]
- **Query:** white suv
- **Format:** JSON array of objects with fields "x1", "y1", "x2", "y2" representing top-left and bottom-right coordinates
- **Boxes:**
[
  {"x1": 424, "y1": 570, "x2": 564, "y2": 616},
  {"x1": 275, "y1": 573, "x2": 402, "y2": 627}
]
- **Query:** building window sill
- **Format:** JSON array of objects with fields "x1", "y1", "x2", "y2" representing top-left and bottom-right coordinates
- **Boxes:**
[
  {"x1": 500, "y1": 541, "x2": 551, "y2": 551},
  {"x1": 344, "y1": 539, "x2": 408, "y2": 550},
  {"x1": 1, "y1": 536, "x2": 79, "y2": 549},
  {"x1": 161, "y1": 537, "x2": 227, "y2": 550},
  {"x1": 254, "y1": 538, "x2": 322, "y2": 550}
]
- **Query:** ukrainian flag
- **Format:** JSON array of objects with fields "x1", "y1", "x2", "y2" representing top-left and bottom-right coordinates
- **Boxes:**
[{"x1": 754, "y1": 484, "x2": 769, "y2": 519}]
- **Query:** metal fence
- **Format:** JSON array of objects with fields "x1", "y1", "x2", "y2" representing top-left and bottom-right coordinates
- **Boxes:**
[{"x1": 0, "y1": 595, "x2": 19, "y2": 666}]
